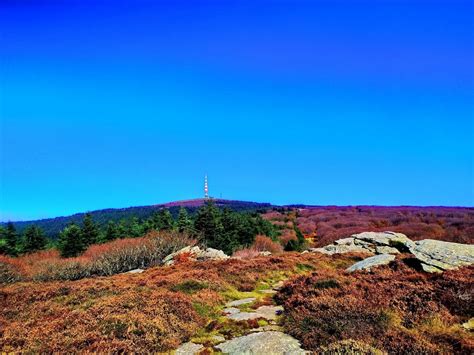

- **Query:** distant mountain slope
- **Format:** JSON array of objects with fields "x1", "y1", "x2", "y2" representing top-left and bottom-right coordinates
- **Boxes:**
[{"x1": 3, "y1": 199, "x2": 274, "y2": 238}]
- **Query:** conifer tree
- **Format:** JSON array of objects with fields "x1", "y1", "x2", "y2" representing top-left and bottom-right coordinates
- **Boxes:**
[
  {"x1": 81, "y1": 213, "x2": 99, "y2": 247},
  {"x1": 58, "y1": 223, "x2": 84, "y2": 257},
  {"x1": 4, "y1": 222, "x2": 18, "y2": 256},
  {"x1": 177, "y1": 207, "x2": 193, "y2": 233},
  {"x1": 103, "y1": 221, "x2": 118, "y2": 242},
  {"x1": 158, "y1": 209, "x2": 174, "y2": 230},
  {"x1": 128, "y1": 217, "x2": 143, "y2": 237},
  {"x1": 22, "y1": 225, "x2": 47, "y2": 254},
  {"x1": 194, "y1": 201, "x2": 223, "y2": 249}
]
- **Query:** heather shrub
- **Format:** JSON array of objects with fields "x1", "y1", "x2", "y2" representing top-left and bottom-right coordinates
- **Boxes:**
[
  {"x1": 232, "y1": 248, "x2": 260, "y2": 259},
  {"x1": 32, "y1": 259, "x2": 90, "y2": 281},
  {"x1": 0, "y1": 260, "x2": 22, "y2": 284},
  {"x1": 252, "y1": 235, "x2": 283, "y2": 254},
  {"x1": 276, "y1": 262, "x2": 474, "y2": 353}
]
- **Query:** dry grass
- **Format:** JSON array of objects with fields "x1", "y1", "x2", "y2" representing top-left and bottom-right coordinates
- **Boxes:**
[
  {"x1": 0, "y1": 252, "x2": 352, "y2": 352},
  {"x1": 0, "y1": 231, "x2": 194, "y2": 283}
]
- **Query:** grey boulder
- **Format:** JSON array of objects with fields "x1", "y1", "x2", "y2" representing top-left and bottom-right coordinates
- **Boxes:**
[
  {"x1": 346, "y1": 254, "x2": 396, "y2": 272},
  {"x1": 408, "y1": 239, "x2": 474, "y2": 272}
]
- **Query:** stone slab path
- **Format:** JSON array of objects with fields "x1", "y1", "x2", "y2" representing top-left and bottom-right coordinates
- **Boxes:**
[{"x1": 174, "y1": 279, "x2": 307, "y2": 354}]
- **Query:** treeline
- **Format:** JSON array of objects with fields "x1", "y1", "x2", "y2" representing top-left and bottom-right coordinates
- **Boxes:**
[
  {"x1": 4, "y1": 200, "x2": 273, "y2": 238},
  {"x1": 0, "y1": 201, "x2": 277, "y2": 258}
]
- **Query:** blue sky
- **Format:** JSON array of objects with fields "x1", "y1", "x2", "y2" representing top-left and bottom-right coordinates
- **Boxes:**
[{"x1": 1, "y1": 0, "x2": 473, "y2": 221}]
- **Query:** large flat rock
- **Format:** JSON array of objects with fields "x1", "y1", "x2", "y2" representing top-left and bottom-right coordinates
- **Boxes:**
[
  {"x1": 346, "y1": 254, "x2": 396, "y2": 272},
  {"x1": 216, "y1": 331, "x2": 307, "y2": 355},
  {"x1": 226, "y1": 305, "x2": 284, "y2": 321},
  {"x1": 226, "y1": 298, "x2": 256, "y2": 307},
  {"x1": 175, "y1": 342, "x2": 204, "y2": 354},
  {"x1": 409, "y1": 239, "x2": 474, "y2": 272}
]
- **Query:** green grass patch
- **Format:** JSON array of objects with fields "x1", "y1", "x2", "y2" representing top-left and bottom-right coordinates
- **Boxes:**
[{"x1": 171, "y1": 280, "x2": 209, "y2": 294}]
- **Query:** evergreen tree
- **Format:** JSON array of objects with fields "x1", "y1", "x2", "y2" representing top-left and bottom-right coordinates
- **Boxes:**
[
  {"x1": 4, "y1": 222, "x2": 18, "y2": 256},
  {"x1": 116, "y1": 219, "x2": 128, "y2": 238},
  {"x1": 22, "y1": 225, "x2": 47, "y2": 254},
  {"x1": 142, "y1": 218, "x2": 154, "y2": 233},
  {"x1": 177, "y1": 207, "x2": 193, "y2": 233},
  {"x1": 58, "y1": 223, "x2": 84, "y2": 257},
  {"x1": 194, "y1": 201, "x2": 223, "y2": 249},
  {"x1": 158, "y1": 209, "x2": 174, "y2": 230},
  {"x1": 103, "y1": 221, "x2": 118, "y2": 242},
  {"x1": 128, "y1": 217, "x2": 143, "y2": 237},
  {"x1": 219, "y1": 208, "x2": 241, "y2": 254},
  {"x1": 0, "y1": 226, "x2": 9, "y2": 254},
  {"x1": 81, "y1": 213, "x2": 99, "y2": 247}
]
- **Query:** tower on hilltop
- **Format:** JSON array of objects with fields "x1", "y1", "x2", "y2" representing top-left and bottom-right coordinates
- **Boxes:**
[{"x1": 204, "y1": 175, "x2": 209, "y2": 199}]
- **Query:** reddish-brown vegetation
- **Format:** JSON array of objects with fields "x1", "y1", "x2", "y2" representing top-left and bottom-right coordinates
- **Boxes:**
[
  {"x1": 0, "y1": 252, "x2": 355, "y2": 352},
  {"x1": 275, "y1": 259, "x2": 474, "y2": 354},
  {"x1": 0, "y1": 231, "x2": 194, "y2": 283},
  {"x1": 265, "y1": 206, "x2": 474, "y2": 246}
]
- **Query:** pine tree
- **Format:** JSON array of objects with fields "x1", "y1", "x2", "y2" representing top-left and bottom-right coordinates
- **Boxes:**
[
  {"x1": 177, "y1": 207, "x2": 193, "y2": 233},
  {"x1": 58, "y1": 223, "x2": 84, "y2": 257},
  {"x1": 128, "y1": 217, "x2": 143, "y2": 237},
  {"x1": 81, "y1": 213, "x2": 99, "y2": 247},
  {"x1": 4, "y1": 222, "x2": 18, "y2": 256},
  {"x1": 22, "y1": 225, "x2": 47, "y2": 254},
  {"x1": 194, "y1": 201, "x2": 223, "y2": 249},
  {"x1": 116, "y1": 219, "x2": 128, "y2": 238},
  {"x1": 103, "y1": 221, "x2": 118, "y2": 242},
  {"x1": 158, "y1": 209, "x2": 174, "y2": 230}
]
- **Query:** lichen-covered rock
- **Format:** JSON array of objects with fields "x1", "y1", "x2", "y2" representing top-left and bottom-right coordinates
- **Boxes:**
[
  {"x1": 375, "y1": 246, "x2": 400, "y2": 255},
  {"x1": 216, "y1": 331, "x2": 307, "y2": 355},
  {"x1": 310, "y1": 244, "x2": 370, "y2": 255},
  {"x1": 409, "y1": 239, "x2": 474, "y2": 272},
  {"x1": 346, "y1": 254, "x2": 396, "y2": 272},
  {"x1": 312, "y1": 231, "x2": 413, "y2": 256},
  {"x1": 351, "y1": 231, "x2": 414, "y2": 249},
  {"x1": 163, "y1": 246, "x2": 229, "y2": 265},
  {"x1": 175, "y1": 341, "x2": 204, "y2": 354}
]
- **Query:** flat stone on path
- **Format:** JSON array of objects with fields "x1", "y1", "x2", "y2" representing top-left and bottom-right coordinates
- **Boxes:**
[
  {"x1": 228, "y1": 312, "x2": 262, "y2": 321},
  {"x1": 226, "y1": 298, "x2": 256, "y2": 307},
  {"x1": 175, "y1": 342, "x2": 204, "y2": 354},
  {"x1": 226, "y1": 305, "x2": 284, "y2": 321},
  {"x1": 216, "y1": 331, "x2": 307, "y2": 355},
  {"x1": 223, "y1": 307, "x2": 241, "y2": 315}
]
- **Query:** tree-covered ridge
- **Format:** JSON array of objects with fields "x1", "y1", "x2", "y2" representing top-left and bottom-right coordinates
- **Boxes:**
[
  {"x1": 1, "y1": 199, "x2": 273, "y2": 238},
  {"x1": 0, "y1": 201, "x2": 278, "y2": 258}
]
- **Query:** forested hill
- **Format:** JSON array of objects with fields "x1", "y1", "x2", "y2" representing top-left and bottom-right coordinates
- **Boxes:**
[{"x1": 2, "y1": 199, "x2": 273, "y2": 238}]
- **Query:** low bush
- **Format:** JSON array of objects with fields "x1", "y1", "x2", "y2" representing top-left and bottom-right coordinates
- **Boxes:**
[
  {"x1": 252, "y1": 235, "x2": 283, "y2": 254},
  {"x1": 276, "y1": 261, "x2": 474, "y2": 354},
  {"x1": 1, "y1": 231, "x2": 194, "y2": 282}
]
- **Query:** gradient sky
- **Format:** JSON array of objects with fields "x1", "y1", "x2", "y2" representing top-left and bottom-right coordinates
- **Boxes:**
[{"x1": 1, "y1": 0, "x2": 473, "y2": 221}]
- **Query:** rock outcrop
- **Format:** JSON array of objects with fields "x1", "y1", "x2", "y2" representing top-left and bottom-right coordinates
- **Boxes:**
[
  {"x1": 313, "y1": 231, "x2": 474, "y2": 273},
  {"x1": 408, "y1": 239, "x2": 474, "y2": 273},
  {"x1": 163, "y1": 246, "x2": 229, "y2": 265},
  {"x1": 346, "y1": 254, "x2": 396, "y2": 272},
  {"x1": 216, "y1": 331, "x2": 307, "y2": 355},
  {"x1": 310, "y1": 231, "x2": 412, "y2": 256}
]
